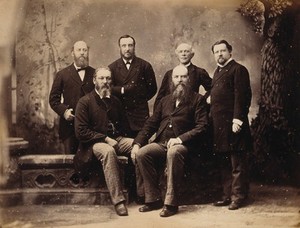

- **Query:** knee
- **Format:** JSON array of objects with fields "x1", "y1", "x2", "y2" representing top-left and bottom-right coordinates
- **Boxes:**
[
  {"x1": 136, "y1": 148, "x2": 145, "y2": 163},
  {"x1": 93, "y1": 144, "x2": 116, "y2": 160},
  {"x1": 167, "y1": 146, "x2": 182, "y2": 160}
]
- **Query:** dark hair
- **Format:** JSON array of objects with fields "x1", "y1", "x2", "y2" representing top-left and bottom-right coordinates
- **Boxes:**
[
  {"x1": 118, "y1": 35, "x2": 136, "y2": 46},
  {"x1": 211, "y1": 40, "x2": 232, "y2": 53}
]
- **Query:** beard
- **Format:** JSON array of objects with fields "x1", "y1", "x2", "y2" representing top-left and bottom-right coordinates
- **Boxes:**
[
  {"x1": 74, "y1": 55, "x2": 89, "y2": 68},
  {"x1": 95, "y1": 83, "x2": 111, "y2": 98},
  {"x1": 120, "y1": 50, "x2": 135, "y2": 60},
  {"x1": 170, "y1": 82, "x2": 192, "y2": 104}
]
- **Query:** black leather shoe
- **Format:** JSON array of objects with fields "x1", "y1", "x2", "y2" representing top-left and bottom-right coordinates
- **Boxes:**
[
  {"x1": 213, "y1": 198, "x2": 231, "y2": 207},
  {"x1": 115, "y1": 202, "x2": 128, "y2": 216},
  {"x1": 139, "y1": 200, "x2": 163, "y2": 212},
  {"x1": 159, "y1": 205, "x2": 178, "y2": 217},
  {"x1": 228, "y1": 201, "x2": 242, "y2": 210},
  {"x1": 135, "y1": 196, "x2": 145, "y2": 205}
]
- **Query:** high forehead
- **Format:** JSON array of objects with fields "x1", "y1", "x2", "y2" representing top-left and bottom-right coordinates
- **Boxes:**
[
  {"x1": 176, "y1": 43, "x2": 192, "y2": 51},
  {"x1": 119, "y1": 37, "x2": 134, "y2": 45},
  {"x1": 73, "y1": 41, "x2": 88, "y2": 49},
  {"x1": 172, "y1": 65, "x2": 188, "y2": 76},
  {"x1": 213, "y1": 43, "x2": 227, "y2": 52},
  {"x1": 95, "y1": 69, "x2": 111, "y2": 77}
]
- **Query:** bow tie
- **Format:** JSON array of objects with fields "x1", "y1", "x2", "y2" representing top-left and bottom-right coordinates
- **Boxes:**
[{"x1": 77, "y1": 67, "x2": 87, "y2": 72}]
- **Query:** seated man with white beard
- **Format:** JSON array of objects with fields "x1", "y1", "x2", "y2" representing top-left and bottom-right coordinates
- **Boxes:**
[
  {"x1": 131, "y1": 65, "x2": 208, "y2": 217},
  {"x1": 74, "y1": 67, "x2": 133, "y2": 216}
]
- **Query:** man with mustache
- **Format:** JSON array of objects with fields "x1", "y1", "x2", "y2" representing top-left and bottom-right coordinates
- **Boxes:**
[
  {"x1": 154, "y1": 43, "x2": 212, "y2": 110},
  {"x1": 74, "y1": 67, "x2": 133, "y2": 216},
  {"x1": 109, "y1": 34, "x2": 157, "y2": 204},
  {"x1": 131, "y1": 65, "x2": 208, "y2": 217},
  {"x1": 49, "y1": 41, "x2": 95, "y2": 154},
  {"x1": 109, "y1": 35, "x2": 157, "y2": 138},
  {"x1": 210, "y1": 40, "x2": 252, "y2": 210}
]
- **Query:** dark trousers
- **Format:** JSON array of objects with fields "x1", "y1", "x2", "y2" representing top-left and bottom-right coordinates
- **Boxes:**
[
  {"x1": 63, "y1": 134, "x2": 79, "y2": 154},
  {"x1": 217, "y1": 151, "x2": 249, "y2": 202},
  {"x1": 136, "y1": 143, "x2": 188, "y2": 206}
]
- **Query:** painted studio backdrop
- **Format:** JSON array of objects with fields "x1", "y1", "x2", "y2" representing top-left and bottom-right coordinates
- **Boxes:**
[
  {"x1": 6, "y1": 0, "x2": 300, "y2": 182},
  {"x1": 12, "y1": 0, "x2": 260, "y2": 152}
]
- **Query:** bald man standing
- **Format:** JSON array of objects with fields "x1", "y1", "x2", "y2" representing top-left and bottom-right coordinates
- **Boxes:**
[
  {"x1": 131, "y1": 65, "x2": 208, "y2": 217},
  {"x1": 154, "y1": 43, "x2": 212, "y2": 110},
  {"x1": 49, "y1": 41, "x2": 95, "y2": 154}
]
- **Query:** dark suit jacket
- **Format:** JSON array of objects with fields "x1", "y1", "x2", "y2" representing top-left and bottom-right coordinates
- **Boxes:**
[
  {"x1": 73, "y1": 90, "x2": 129, "y2": 175},
  {"x1": 109, "y1": 57, "x2": 157, "y2": 132},
  {"x1": 210, "y1": 60, "x2": 252, "y2": 152},
  {"x1": 154, "y1": 63, "x2": 212, "y2": 110},
  {"x1": 49, "y1": 64, "x2": 95, "y2": 140},
  {"x1": 133, "y1": 92, "x2": 208, "y2": 149}
]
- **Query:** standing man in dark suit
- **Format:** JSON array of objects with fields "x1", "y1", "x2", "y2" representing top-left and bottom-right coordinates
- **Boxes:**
[
  {"x1": 109, "y1": 35, "x2": 157, "y2": 138},
  {"x1": 49, "y1": 41, "x2": 95, "y2": 154},
  {"x1": 154, "y1": 43, "x2": 211, "y2": 110},
  {"x1": 74, "y1": 67, "x2": 132, "y2": 216},
  {"x1": 131, "y1": 65, "x2": 208, "y2": 217},
  {"x1": 210, "y1": 40, "x2": 252, "y2": 210}
]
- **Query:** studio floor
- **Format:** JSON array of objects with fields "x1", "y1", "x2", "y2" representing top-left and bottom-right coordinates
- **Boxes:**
[{"x1": 1, "y1": 183, "x2": 300, "y2": 228}]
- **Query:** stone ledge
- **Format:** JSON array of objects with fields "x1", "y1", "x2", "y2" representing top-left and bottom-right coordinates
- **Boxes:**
[
  {"x1": 18, "y1": 154, "x2": 128, "y2": 169},
  {"x1": 21, "y1": 188, "x2": 128, "y2": 205},
  {"x1": 0, "y1": 188, "x2": 129, "y2": 206},
  {"x1": 0, "y1": 189, "x2": 23, "y2": 207}
]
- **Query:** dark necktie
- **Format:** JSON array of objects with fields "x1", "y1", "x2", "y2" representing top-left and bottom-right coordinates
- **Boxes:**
[
  {"x1": 102, "y1": 97, "x2": 111, "y2": 111},
  {"x1": 125, "y1": 61, "x2": 130, "y2": 70},
  {"x1": 77, "y1": 67, "x2": 87, "y2": 72}
]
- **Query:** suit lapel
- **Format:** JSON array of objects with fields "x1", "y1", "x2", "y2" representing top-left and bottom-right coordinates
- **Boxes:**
[
  {"x1": 116, "y1": 59, "x2": 130, "y2": 84},
  {"x1": 188, "y1": 64, "x2": 196, "y2": 77},
  {"x1": 69, "y1": 64, "x2": 83, "y2": 86},
  {"x1": 123, "y1": 57, "x2": 139, "y2": 84},
  {"x1": 93, "y1": 91, "x2": 109, "y2": 112},
  {"x1": 212, "y1": 60, "x2": 235, "y2": 87}
]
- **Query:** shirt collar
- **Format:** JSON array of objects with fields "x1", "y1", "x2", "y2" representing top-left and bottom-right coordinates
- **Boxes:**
[
  {"x1": 95, "y1": 89, "x2": 110, "y2": 99},
  {"x1": 74, "y1": 63, "x2": 86, "y2": 71},
  {"x1": 122, "y1": 58, "x2": 132, "y2": 64},
  {"x1": 217, "y1": 58, "x2": 233, "y2": 68},
  {"x1": 184, "y1": 62, "x2": 191, "y2": 67}
]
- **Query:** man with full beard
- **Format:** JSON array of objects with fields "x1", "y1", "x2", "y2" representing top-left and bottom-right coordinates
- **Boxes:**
[
  {"x1": 49, "y1": 41, "x2": 95, "y2": 154},
  {"x1": 154, "y1": 43, "x2": 211, "y2": 110},
  {"x1": 131, "y1": 65, "x2": 208, "y2": 217},
  {"x1": 74, "y1": 67, "x2": 133, "y2": 216}
]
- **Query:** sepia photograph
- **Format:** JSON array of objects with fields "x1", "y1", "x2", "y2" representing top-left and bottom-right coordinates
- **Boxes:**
[{"x1": 0, "y1": 0, "x2": 299, "y2": 227}]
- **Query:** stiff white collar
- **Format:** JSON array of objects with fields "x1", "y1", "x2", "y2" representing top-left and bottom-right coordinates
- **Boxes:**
[{"x1": 217, "y1": 58, "x2": 233, "y2": 68}]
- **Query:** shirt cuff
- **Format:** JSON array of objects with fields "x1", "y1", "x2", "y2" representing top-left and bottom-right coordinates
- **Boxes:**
[
  {"x1": 233, "y1": 118, "x2": 243, "y2": 126},
  {"x1": 121, "y1": 87, "x2": 124, "y2": 94},
  {"x1": 176, "y1": 137, "x2": 182, "y2": 144}
]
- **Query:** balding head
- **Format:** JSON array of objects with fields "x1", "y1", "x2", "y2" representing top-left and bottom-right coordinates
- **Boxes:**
[{"x1": 172, "y1": 65, "x2": 188, "y2": 78}]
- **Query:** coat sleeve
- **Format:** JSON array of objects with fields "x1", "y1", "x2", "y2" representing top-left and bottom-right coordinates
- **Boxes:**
[
  {"x1": 178, "y1": 96, "x2": 208, "y2": 143},
  {"x1": 233, "y1": 65, "x2": 252, "y2": 121},
  {"x1": 49, "y1": 72, "x2": 68, "y2": 116},
  {"x1": 144, "y1": 62, "x2": 157, "y2": 100},
  {"x1": 199, "y1": 68, "x2": 212, "y2": 92},
  {"x1": 153, "y1": 71, "x2": 170, "y2": 111},
  {"x1": 199, "y1": 68, "x2": 212, "y2": 99},
  {"x1": 75, "y1": 97, "x2": 106, "y2": 143},
  {"x1": 133, "y1": 100, "x2": 162, "y2": 146}
]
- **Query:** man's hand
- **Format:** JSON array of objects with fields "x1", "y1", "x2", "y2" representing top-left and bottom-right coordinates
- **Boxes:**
[
  {"x1": 105, "y1": 137, "x2": 119, "y2": 151},
  {"x1": 131, "y1": 144, "x2": 140, "y2": 165},
  {"x1": 206, "y1": 95, "x2": 211, "y2": 104},
  {"x1": 232, "y1": 122, "x2": 242, "y2": 133},
  {"x1": 167, "y1": 137, "x2": 182, "y2": 149},
  {"x1": 64, "y1": 108, "x2": 75, "y2": 121}
]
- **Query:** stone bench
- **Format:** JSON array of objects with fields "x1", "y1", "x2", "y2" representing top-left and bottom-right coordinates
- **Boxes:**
[{"x1": 18, "y1": 154, "x2": 129, "y2": 205}]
